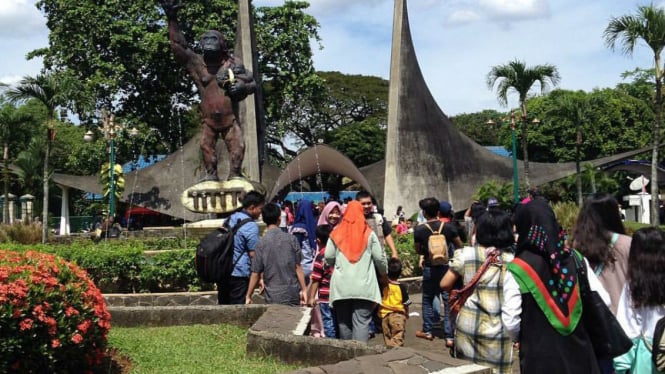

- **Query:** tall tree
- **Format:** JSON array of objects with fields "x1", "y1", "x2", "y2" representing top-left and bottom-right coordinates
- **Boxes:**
[
  {"x1": 0, "y1": 104, "x2": 32, "y2": 223},
  {"x1": 486, "y1": 59, "x2": 560, "y2": 187},
  {"x1": 546, "y1": 91, "x2": 592, "y2": 206},
  {"x1": 604, "y1": 4, "x2": 665, "y2": 226},
  {"x1": 5, "y1": 73, "x2": 74, "y2": 242},
  {"x1": 32, "y1": 0, "x2": 323, "y2": 162},
  {"x1": 257, "y1": 1, "x2": 324, "y2": 162}
]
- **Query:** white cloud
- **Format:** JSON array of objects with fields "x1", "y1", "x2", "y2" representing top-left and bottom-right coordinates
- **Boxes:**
[
  {"x1": 0, "y1": 75, "x2": 23, "y2": 87},
  {"x1": 480, "y1": 0, "x2": 550, "y2": 20},
  {"x1": 448, "y1": 9, "x2": 482, "y2": 25},
  {"x1": 0, "y1": 0, "x2": 47, "y2": 39}
]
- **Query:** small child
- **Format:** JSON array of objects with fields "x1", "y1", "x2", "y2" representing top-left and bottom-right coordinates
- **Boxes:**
[
  {"x1": 379, "y1": 258, "x2": 411, "y2": 347},
  {"x1": 307, "y1": 224, "x2": 336, "y2": 338}
]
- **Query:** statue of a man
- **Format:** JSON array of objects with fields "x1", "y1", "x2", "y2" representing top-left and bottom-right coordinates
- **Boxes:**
[{"x1": 160, "y1": 0, "x2": 256, "y2": 181}]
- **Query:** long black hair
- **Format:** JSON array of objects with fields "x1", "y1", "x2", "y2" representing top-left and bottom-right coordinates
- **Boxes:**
[
  {"x1": 573, "y1": 193, "x2": 625, "y2": 266},
  {"x1": 628, "y1": 227, "x2": 665, "y2": 308}
]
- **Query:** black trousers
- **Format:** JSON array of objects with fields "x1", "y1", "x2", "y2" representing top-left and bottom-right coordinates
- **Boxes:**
[{"x1": 216, "y1": 276, "x2": 249, "y2": 305}]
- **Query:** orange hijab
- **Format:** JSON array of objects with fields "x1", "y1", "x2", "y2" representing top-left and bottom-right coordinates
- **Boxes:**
[{"x1": 330, "y1": 200, "x2": 372, "y2": 264}]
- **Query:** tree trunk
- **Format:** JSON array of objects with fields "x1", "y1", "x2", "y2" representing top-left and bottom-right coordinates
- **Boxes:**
[
  {"x1": 576, "y1": 129, "x2": 583, "y2": 207},
  {"x1": 3, "y1": 143, "x2": 8, "y2": 224},
  {"x1": 521, "y1": 101, "x2": 530, "y2": 188},
  {"x1": 42, "y1": 129, "x2": 51, "y2": 243},
  {"x1": 652, "y1": 57, "x2": 662, "y2": 226}
]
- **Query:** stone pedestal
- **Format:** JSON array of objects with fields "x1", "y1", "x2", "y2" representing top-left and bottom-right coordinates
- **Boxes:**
[{"x1": 623, "y1": 193, "x2": 654, "y2": 224}]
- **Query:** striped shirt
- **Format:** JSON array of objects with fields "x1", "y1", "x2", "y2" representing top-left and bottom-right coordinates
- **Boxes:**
[{"x1": 310, "y1": 247, "x2": 332, "y2": 303}]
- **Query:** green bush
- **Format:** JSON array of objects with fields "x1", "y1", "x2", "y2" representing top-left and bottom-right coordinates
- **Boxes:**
[
  {"x1": 0, "y1": 223, "x2": 42, "y2": 244},
  {"x1": 0, "y1": 250, "x2": 111, "y2": 372},
  {"x1": 140, "y1": 250, "x2": 210, "y2": 292},
  {"x1": 551, "y1": 201, "x2": 580, "y2": 238},
  {"x1": 393, "y1": 233, "x2": 420, "y2": 277}
]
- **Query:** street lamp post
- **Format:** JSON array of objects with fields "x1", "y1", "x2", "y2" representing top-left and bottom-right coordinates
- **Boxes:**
[
  {"x1": 487, "y1": 110, "x2": 520, "y2": 203},
  {"x1": 84, "y1": 111, "x2": 138, "y2": 217}
]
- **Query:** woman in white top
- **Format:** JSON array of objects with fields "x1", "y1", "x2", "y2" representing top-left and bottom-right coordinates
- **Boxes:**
[{"x1": 613, "y1": 227, "x2": 665, "y2": 373}]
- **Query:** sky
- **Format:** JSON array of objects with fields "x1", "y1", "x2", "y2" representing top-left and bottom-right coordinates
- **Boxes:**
[{"x1": 0, "y1": 0, "x2": 661, "y2": 115}]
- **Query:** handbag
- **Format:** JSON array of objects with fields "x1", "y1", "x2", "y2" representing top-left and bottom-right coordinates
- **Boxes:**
[
  {"x1": 572, "y1": 252, "x2": 632, "y2": 359},
  {"x1": 449, "y1": 247, "x2": 500, "y2": 319}
]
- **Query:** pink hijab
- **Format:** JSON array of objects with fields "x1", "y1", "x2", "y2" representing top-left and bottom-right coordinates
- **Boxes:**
[{"x1": 317, "y1": 201, "x2": 343, "y2": 227}]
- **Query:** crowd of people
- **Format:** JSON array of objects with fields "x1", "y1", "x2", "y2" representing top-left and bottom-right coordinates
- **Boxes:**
[{"x1": 218, "y1": 189, "x2": 665, "y2": 374}]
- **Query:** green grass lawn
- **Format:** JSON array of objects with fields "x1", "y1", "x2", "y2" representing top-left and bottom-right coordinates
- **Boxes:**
[{"x1": 108, "y1": 324, "x2": 300, "y2": 374}]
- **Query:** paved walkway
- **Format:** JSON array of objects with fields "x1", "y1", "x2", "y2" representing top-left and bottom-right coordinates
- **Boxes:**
[
  {"x1": 372, "y1": 293, "x2": 519, "y2": 373},
  {"x1": 372, "y1": 293, "x2": 452, "y2": 355}
]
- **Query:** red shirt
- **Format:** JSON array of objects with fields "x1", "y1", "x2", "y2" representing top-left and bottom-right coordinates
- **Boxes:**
[{"x1": 310, "y1": 247, "x2": 333, "y2": 303}]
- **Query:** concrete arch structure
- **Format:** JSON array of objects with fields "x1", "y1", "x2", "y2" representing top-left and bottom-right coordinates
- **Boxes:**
[{"x1": 268, "y1": 144, "x2": 373, "y2": 200}]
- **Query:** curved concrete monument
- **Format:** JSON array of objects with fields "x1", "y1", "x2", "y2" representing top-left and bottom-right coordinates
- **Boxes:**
[{"x1": 380, "y1": 0, "x2": 653, "y2": 216}]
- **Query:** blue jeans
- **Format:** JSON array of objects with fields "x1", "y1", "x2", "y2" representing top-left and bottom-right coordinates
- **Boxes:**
[
  {"x1": 422, "y1": 265, "x2": 451, "y2": 338},
  {"x1": 319, "y1": 302, "x2": 337, "y2": 339}
]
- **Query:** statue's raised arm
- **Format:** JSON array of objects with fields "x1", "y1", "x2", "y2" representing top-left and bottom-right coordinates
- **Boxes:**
[{"x1": 159, "y1": 0, "x2": 203, "y2": 84}]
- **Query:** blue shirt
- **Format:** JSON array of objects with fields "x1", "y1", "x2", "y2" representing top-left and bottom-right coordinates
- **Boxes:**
[{"x1": 227, "y1": 211, "x2": 259, "y2": 277}]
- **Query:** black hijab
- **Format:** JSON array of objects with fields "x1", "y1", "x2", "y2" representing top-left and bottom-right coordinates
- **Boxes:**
[{"x1": 514, "y1": 199, "x2": 577, "y2": 309}]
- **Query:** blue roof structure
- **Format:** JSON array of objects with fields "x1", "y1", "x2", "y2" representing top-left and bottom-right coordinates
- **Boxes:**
[
  {"x1": 284, "y1": 191, "x2": 358, "y2": 203},
  {"x1": 123, "y1": 155, "x2": 167, "y2": 173},
  {"x1": 485, "y1": 146, "x2": 511, "y2": 158},
  {"x1": 86, "y1": 155, "x2": 167, "y2": 200}
]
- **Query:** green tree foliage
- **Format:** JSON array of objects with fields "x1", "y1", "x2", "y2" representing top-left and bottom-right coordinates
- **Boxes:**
[
  {"x1": 32, "y1": 0, "x2": 322, "y2": 163},
  {"x1": 473, "y1": 180, "x2": 515, "y2": 208},
  {"x1": 5, "y1": 72, "x2": 78, "y2": 242},
  {"x1": 617, "y1": 67, "x2": 656, "y2": 104},
  {"x1": 0, "y1": 104, "x2": 32, "y2": 223},
  {"x1": 525, "y1": 89, "x2": 652, "y2": 163},
  {"x1": 604, "y1": 4, "x2": 665, "y2": 225},
  {"x1": 257, "y1": 1, "x2": 324, "y2": 161},
  {"x1": 541, "y1": 163, "x2": 620, "y2": 204},
  {"x1": 450, "y1": 109, "x2": 504, "y2": 146},
  {"x1": 266, "y1": 71, "x2": 389, "y2": 166},
  {"x1": 487, "y1": 59, "x2": 561, "y2": 187},
  {"x1": 326, "y1": 118, "x2": 386, "y2": 167}
]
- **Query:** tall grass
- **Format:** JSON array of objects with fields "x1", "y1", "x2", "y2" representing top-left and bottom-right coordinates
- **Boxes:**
[{"x1": 108, "y1": 324, "x2": 300, "y2": 374}]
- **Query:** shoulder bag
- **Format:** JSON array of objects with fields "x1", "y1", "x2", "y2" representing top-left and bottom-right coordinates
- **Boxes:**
[
  {"x1": 572, "y1": 252, "x2": 632, "y2": 359},
  {"x1": 449, "y1": 247, "x2": 500, "y2": 319}
]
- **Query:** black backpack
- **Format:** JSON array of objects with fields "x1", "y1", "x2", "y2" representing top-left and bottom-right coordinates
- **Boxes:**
[{"x1": 195, "y1": 218, "x2": 252, "y2": 283}]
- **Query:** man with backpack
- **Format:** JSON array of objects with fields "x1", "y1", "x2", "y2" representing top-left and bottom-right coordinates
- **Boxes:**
[
  {"x1": 413, "y1": 197, "x2": 462, "y2": 344},
  {"x1": 217, "y1": 191, "x2": 265, "y2": 305}
]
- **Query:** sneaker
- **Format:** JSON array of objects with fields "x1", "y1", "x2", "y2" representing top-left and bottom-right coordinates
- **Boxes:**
[{"x1": 415, "y1": 330, "x2": 434, "y2": 341}]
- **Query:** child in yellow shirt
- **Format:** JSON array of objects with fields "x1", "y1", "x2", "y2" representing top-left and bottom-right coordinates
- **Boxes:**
[{"x1": 379, "y1": 258, "x2": 411, "y2": 347}]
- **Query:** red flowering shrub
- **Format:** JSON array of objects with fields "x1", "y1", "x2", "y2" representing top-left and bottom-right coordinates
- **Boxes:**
[{"x1": 0, "y1": 250, "x2": 111, "y2": 372}]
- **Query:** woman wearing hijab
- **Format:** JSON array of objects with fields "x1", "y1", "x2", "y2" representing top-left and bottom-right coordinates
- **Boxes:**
[
  {"x1": 290, "y1": 200, "x2": 318, "y2": 280},
  {"x1": 502, "y1": 199, "x2": 609, "y2": 374},
  {"x1": 317, "y1": 201, "x2": 343, "y2": 228},
  {"x1": 325, "y1": 201, "x2": 388, "y2": 342}
]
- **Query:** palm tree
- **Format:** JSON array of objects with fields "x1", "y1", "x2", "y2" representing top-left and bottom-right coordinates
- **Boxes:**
[
  {"x1": 487, "y1": 59, "x2": 560, "y2": 187},
  {"x1": 5, "y1": 73, "x2": 74, "y2": 242},
  {"x1": 0, "y1": 104, "x2": 32, "y2": 223},
  {"x1": 604, "y1": 4, "x2": 665, "y2": 226},
  {"x1": 549, "y1": 92, "x2": 592, "y2": 206}
]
